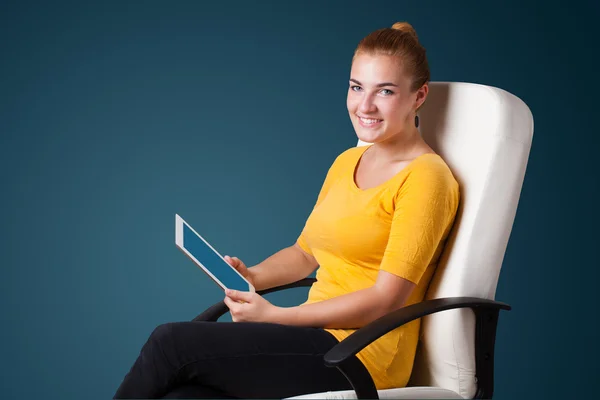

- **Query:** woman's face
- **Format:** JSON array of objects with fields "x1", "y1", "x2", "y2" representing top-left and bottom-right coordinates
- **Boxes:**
[{"x1": 346, "y1": 53, "x2": 426, "y2": 144}]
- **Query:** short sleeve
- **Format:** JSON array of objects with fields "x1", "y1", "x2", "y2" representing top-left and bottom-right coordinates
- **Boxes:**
[
  {"x1": 296, "y1": 234, "x2": 313, "y2": 255},
  {"x1": 379, "y1": 163, "x2": 460, "y2": 284}
]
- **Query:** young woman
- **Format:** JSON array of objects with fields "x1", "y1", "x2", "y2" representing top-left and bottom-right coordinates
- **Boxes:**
[{"x1": 114, "y1": 21, "x2": 460, "y2": 399}]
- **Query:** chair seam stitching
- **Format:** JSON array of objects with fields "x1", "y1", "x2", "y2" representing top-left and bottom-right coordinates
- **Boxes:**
[{"x1": 451, "y1": 323, "x2": 463, "y2": 396}]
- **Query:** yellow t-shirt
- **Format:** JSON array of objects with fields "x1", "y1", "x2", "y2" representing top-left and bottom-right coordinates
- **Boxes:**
[{"x1": 296, "y1": 145, "x2": 460, "y2": 390}]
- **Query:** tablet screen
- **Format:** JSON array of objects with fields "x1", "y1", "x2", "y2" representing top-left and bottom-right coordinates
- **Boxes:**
[{"x1": 177, "y1": 216, "x2": 252, "y2": 292}]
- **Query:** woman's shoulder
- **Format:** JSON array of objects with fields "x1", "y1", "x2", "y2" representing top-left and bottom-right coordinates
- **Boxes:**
[
  {"x1": 404, "y1": 153, "x2": 460, "y2": 191},
  {"x1": 336, "y1": 145, "x2": 366, "y2": 161},
  {"x1": 411, "y1": 153, "x2": 455, "y2": 175},
  {"x1": 328, "y1": 145, "x2": 366, "y2": 169}
]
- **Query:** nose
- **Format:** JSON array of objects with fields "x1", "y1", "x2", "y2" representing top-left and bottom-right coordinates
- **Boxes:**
[{"x1": 358, "y1": 93, "x2": 377, "y2": 114}]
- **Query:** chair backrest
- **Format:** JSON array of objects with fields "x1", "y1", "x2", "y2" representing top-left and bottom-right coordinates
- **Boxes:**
[{"x1": 358, "y1": 82, "x2": 534, "y2": 398}]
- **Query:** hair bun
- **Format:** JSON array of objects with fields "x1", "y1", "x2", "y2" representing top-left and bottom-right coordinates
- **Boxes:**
[{"x1": 391, "y1": 22, "x2": 419, "y2": 41}]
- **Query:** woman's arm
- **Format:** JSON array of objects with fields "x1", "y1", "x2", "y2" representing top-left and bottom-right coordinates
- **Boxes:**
[
  {"x1": 273, "y1": 270, "x2": 415, "y2": 328},
  {"x1": 270, "y1": 163, "x2": 458, "y2": 328},
  {"x1": 227, "y1": 158, "x2": 459, "y2": 328},
  {"x1": 247, "y1": 243, "x2": 319, "y2": 292},
  {"x1": 224, "y1": 269, "x2": 415, "y2": 327}
]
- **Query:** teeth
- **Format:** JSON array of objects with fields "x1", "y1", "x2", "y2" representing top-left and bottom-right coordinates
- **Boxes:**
[{"x1": 359, "y1": 117, "x2": 382, "y2": 124}]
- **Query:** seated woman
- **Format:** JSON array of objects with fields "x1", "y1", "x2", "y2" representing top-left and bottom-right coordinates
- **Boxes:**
[{"x1": 114, "y1": 21, "x2": 460, "y2": 399}]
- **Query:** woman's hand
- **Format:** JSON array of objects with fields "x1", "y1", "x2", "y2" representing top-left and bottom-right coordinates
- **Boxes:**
[
  {"x1": 223, "y1": 255, "x2": 255, "y2": 288},
  {"x1": 223, "y1": 289, "x2": 283, "y2": 323}
]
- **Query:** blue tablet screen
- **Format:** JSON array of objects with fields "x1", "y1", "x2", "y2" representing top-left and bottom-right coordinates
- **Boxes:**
[{"x1": 183, "y1": 224, "x2": 251, "y2": 292}]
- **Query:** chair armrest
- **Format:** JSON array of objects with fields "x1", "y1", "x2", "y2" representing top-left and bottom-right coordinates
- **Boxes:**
[
  {"x1": 324, "y1": 296, "x2": 510, "y2": 366},
  {"x1": 258, "y1": 277, "x2": 317, "y2": 296},
  {"x1": 323, "y1": 296, "x2": 511, "y2": 400},
  {"x1": 192, "y1": 278, "x2": 316, "y2": 322}
]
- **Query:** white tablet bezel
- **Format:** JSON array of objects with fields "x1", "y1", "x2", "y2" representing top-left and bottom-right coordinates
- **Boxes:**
[{"x1": 175, "y1": 214, "x2": 255, "y2": 293}]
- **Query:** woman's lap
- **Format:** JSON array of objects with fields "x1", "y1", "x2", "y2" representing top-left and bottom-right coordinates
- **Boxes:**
[{"x1": 114, "y1": 321, "x2": 363, "y2": 399}]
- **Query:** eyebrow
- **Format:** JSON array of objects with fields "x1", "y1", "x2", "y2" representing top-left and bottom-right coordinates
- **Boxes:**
[{"x1": 349, "y1": 79, "x2": 398, "y2": 88}]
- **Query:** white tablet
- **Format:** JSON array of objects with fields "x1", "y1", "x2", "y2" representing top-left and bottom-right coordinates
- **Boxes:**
[{"x1": 175, "y1": 214, "x2": 255, "y2": 293}]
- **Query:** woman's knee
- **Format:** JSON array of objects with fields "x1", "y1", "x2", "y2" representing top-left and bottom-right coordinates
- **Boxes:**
[
  {"x1": 148, "y1": 322, "x2": 176, "y2": 346},
  {"x1": 148, "y1": 322, "x2": 200, "y2": 345}
]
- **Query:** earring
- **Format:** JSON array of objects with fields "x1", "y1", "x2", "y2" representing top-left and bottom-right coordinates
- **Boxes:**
[{"x1": 414, "y1": 115, "x2": 419, "y2": 128}]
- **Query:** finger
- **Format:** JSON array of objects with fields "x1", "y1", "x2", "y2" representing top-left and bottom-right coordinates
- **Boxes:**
[
  {"x1": 223, "y1": 296, "x2": 238, "y2": 311},
  {"x1": 226, "y1": 257, "x2": 240, "y2": 269},
  {"x1": 225, "y1": 289, "x2": 253, "y2": 303},
  {"x1": 231, "y1": 257, "x2": 243, "y2": 267}
]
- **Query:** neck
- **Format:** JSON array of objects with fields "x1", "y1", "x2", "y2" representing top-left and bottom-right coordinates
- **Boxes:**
[{"x1": 370, "y1": 126, "x2": 426, "y2": 163}]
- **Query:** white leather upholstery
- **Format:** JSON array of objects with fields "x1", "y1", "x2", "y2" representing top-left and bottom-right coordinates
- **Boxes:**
[
  {"x1": 286, "y1": 82, "x2": 534, "y2": 399},
  {"x1": 407, "y1": 82, "x2": 533, "y2": 398},
  {"x1": 287, "y1": 386, "x2": 464, "y2": 399}
]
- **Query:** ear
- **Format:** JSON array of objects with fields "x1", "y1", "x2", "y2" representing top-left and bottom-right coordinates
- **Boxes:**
[{"x1": 414, "y1": 83, "x2": 429, "y2": 111}]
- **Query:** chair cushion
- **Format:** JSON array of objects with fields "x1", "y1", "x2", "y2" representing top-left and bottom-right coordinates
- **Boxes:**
[
  {"x1": 286, "y1": 386, "x2": 465, "y2": 399},
  {"x1": 407, "y1": 82, "x2": 533, "y2": 397}
]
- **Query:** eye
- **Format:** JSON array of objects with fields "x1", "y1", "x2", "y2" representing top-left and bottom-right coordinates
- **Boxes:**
[
  {"x1": 349, "y1": 85, "x2": 362, "y2": 92},
  {"x1": 380, "y1": 89, "x2": 394, "y2": 96}
]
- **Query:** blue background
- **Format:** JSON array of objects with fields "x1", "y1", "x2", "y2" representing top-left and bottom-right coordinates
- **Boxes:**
[{"x1": 1, "y1": 0, "x2": 598, "y2": 398}]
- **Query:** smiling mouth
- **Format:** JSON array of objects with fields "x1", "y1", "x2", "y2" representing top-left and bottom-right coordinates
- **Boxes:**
[{"x1": 358, "y1": 116, "x2": 383, "y2": 125}]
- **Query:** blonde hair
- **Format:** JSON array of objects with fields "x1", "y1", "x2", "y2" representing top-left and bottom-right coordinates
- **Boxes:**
[{"x1": 352, "y1": 22, "x2": 430, "y2": 92}]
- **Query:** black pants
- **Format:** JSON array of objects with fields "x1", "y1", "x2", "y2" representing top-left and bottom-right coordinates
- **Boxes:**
[{"x1": 114, "y1": 321, "x2": 368, "y2": 399}]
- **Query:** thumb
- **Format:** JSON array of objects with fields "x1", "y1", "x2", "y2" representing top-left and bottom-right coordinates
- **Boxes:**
[{"x1": 225, "y1": 289, "x2": 252, "y2": 302}]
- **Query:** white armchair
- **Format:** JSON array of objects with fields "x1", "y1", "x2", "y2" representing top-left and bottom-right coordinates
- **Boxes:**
[{"x1": 189, "y1": 82, "x2": 534, "y2": 399}]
